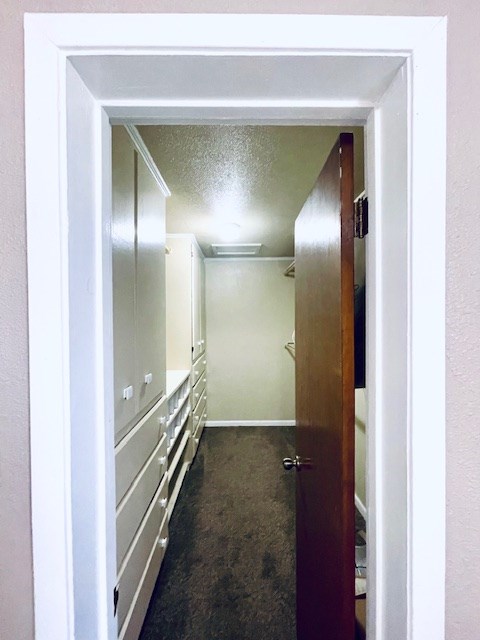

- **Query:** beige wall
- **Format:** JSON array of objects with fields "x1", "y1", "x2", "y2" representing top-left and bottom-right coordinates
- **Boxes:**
[
  {"x1": 205, "y1": 259, "x2": 295, "y2": 422},
  {"x1": 1, "y1": 2, "x2": 479, "y2": 638}
]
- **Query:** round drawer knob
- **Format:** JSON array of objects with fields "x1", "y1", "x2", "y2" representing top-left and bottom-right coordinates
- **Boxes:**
[{"x1": 159, "y1": 537, "x2": 168, "y2": 549}]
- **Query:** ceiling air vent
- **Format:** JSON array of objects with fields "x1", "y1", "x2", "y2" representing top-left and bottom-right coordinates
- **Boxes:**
[{"x1": 211, "y1": 243, "x2": 262, "y2": 256}]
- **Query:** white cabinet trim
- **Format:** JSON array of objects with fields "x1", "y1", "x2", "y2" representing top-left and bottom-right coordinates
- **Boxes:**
[{"x1": 125, "y1": 125, "x2": 171, "y2": 197}]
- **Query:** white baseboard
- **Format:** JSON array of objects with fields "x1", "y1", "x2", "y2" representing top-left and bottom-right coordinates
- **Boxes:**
[
  {"x1": 355, "y1": 493, "x2": 367, "y2": 521},
  {"x1": 205, "y1": 420, "x2": 296, "y2": 427}
]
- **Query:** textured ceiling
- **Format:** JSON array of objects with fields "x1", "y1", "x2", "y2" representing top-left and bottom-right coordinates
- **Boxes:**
[{"x1": 139, "y1": 125, "x2": 364, "y2": 257}]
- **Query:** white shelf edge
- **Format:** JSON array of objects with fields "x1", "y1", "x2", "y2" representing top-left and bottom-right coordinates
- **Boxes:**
[{"x1": 166, "y1": 369, "x2": 191, "y2": 398}]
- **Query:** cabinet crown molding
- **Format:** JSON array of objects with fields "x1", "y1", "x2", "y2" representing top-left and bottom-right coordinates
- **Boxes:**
[{"x1": 125, "y1": 125, "x2": 171, "y2": 197}]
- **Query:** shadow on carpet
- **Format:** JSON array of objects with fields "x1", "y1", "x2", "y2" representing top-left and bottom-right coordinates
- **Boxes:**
[{"x1": 139, "y1": 426, "x2": 296, "y2": 640}]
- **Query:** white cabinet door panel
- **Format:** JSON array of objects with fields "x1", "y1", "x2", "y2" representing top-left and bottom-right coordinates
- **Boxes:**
[
  {"x1": 191, "y1": 242, "x2": 202, "y2": 362},
  {"x1": 136, "y1": 155, "x2": 166, "y2": 414},
  {"x1": 200, "y1": 254, "x2": 206, "y2": 354},
  {"x1": 112, "y1": 127, "x2": 137, "y2": 442}
]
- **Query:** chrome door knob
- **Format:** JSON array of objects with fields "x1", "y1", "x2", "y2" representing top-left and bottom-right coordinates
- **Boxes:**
[{"x1": 283, "y1": 456, "x2": 301, "y2": 471}]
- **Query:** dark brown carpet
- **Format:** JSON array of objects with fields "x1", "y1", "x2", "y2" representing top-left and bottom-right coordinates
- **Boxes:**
[{"x1": 140, "y1": 426, "x2": 296, "y2": 640}]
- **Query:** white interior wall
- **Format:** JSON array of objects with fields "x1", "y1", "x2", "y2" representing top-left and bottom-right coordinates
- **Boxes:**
[{"x1": 205, "y1": 258, "x2": 295, "y2": 423}]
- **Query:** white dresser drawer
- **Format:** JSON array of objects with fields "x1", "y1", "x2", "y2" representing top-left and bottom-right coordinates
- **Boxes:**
[
  {"x1": 191, "y1": 353, "x2": 206, "y2": 387},
  {"x1": 116, "y1": 435, "x2": 168, "y2": 570},
  {"x1": 192, "y1": 371, "x2": 206, "y2": 410},
  {"x1": 193, "y1": 389, "x2": 207, "y2": 427},
  {"x1": 193, "y1": 390, "x2": 207, "y2": 422},
  {"x1": 117, "y1": 486, "x2": 169, "y2": 632},
  {"x1": 190, "y1": 407, "x2": 207, "y2": 461},
  {"x1": 115, "y1": 396, "x2": 167, "y2": 505},
  {"x1": 195, "y1": 407, "x2": 207, "y2": 442},
  {"x1": 118, "y1": 513, "x2": 168, "y2": 640}
]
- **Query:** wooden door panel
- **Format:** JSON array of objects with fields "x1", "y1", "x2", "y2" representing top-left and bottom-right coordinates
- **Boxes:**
[{"x1": 295, "y1": 133, "x2": 355, "y2": 639}]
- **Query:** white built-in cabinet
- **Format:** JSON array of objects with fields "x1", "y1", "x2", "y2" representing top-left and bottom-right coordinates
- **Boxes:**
[
  {"x1": 166, "y1": 235, "x2": 207, "y2": 461},
  {"x1": 112, "y1": 126, "x2": 169, "y2": 640},
  {"x1": 112, "y1": 126, "x2": 166, "y2": 444},
  {"x1": 192, "y1": 243, "x2": 206, "y2": 361},
  {"x1": 166, "y1": 235, "x2": 206, "y2": 368},
  {"x1": 112, "y1": 133, "x2": 208, "y2": 640}
]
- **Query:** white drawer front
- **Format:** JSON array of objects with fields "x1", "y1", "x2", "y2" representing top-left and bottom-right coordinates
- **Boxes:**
[
  {"x1": 190, "y1": 407, "x2": 207, "y2": 461},
  {"x1": 194, "y1": 407, "x2": 207, "y2": 443},
  {"x1": 116, "y1": 436, "x2": 168, "y2": 570},
  {"x1": 115, "y1": 397, "x2": 167, "y2": 505},
  {"x1": 193, "y1": 389, "x2": 207, "y2": 428},
  {"x1": 192, "y1": 371, "x2": 206, "y2": 410},
  {"x1": 117, "y1": 487, "x2": 169, "y2": 631},
  {"x1": 191, "y1": 353, "x2": 206, "y2": 387},
  {"x1": 118, "y1": 513, "x2": 168, "y2": 640}
]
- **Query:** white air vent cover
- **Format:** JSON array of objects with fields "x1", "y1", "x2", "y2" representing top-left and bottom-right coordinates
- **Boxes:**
[{"x1": 211, "y1": 243, "x2": 262, "y2": 256}]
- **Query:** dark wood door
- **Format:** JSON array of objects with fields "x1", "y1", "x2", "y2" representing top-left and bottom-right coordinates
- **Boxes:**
[{"x1": 294, "y1": 133, "x2": 355, "y2": 639}]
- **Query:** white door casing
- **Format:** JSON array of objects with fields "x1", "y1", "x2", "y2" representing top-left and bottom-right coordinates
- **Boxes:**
[{"x1": 24, "y1": 14, "x2": 446, "y2": 640}]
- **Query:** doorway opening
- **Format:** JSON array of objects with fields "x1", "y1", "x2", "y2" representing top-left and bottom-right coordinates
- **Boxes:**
[{"x1": 110, "y1": 123, "x2": 366, "y2": 639}]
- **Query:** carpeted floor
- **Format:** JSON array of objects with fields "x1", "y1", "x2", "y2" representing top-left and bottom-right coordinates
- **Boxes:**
[{"x1": 140, "y1": 426, "x2": 297, "y2": 640}]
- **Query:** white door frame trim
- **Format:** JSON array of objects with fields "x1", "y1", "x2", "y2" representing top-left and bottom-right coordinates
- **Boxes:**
[{"x1": 24, "y1": 13, "x2": 446, "y2": 640}]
